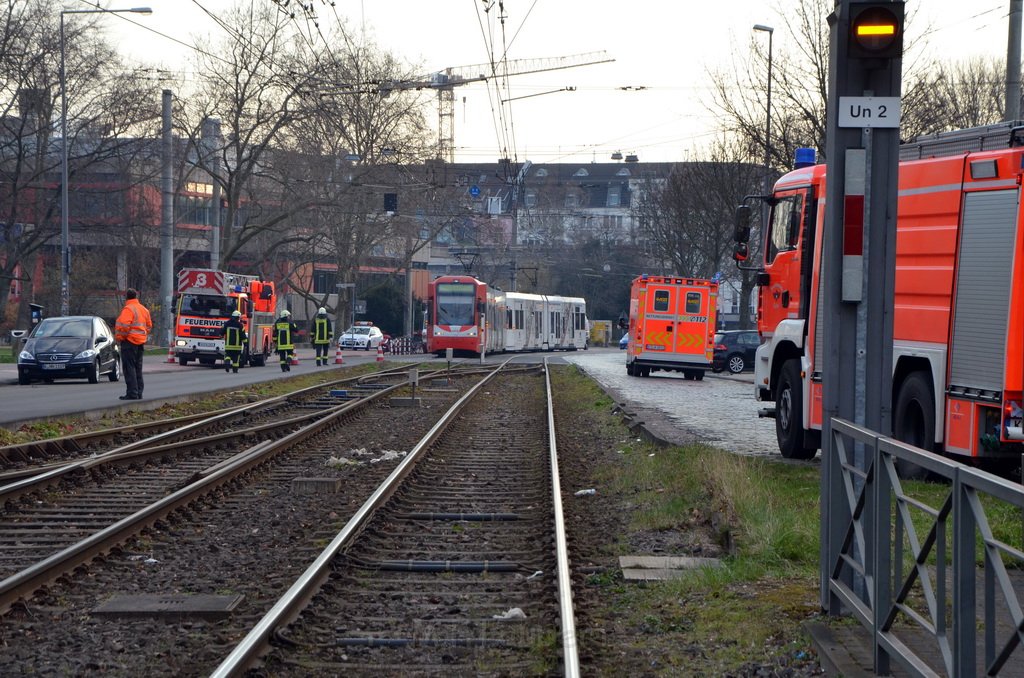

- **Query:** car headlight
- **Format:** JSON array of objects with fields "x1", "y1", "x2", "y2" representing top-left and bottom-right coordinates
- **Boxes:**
[
  {"x1": 75, "y1": 348, "x2": 98, "y2": 359},
  {"x1": 18, "y1": 350, "x2": 34, "y2": 362}
]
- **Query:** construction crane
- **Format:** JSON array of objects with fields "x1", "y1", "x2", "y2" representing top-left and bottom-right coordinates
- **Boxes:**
[{"x1": 379, "y1": 51, "x2": 614, "y2": 163}]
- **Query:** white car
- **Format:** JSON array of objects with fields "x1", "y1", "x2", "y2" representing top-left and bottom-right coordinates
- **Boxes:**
[{"x1": 338, "y1": 324, "x2": 384, "y2": 350}]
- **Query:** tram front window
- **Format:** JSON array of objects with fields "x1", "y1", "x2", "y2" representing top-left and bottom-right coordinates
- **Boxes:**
[{"x1": 436, "y1": 284, "x2": 475, "y2": 325}]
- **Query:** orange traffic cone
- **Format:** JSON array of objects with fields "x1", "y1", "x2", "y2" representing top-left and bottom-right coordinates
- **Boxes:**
[
  {"x1": 334, "y1": 345, "x2": 344, "y2": 365},
  {"x1": 290, "y1": 351, "x2": 300, "y2": 366},
  {"x1": 376, "y1": 344, "x2": 384, "y2": 363},
  {"x1": 165, "y1": 346, "x2": 176, "y2": 364}
]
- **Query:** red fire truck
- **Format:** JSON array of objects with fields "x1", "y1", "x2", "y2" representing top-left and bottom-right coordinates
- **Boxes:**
[
  {"x1": 622, "y1": 275, "x2": 717, "y2": 381},
  {"x1": 735, "y1": 122, "x2": 1024, "y2": 464},
  {"x1": 172, "y1": 268, "x2": 277, "y2": 367}
]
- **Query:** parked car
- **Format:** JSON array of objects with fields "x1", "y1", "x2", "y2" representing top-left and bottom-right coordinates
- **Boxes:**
[
  {"x1": 338, "y1": 322, "x2": 384, "y2": 350},
  {"x1": 712, "y1": 330, "x2": 760, "y2": 374},
  {"x1": 17, "y1": 316, "x2": 121, "y2": 385},
  {"x1": 619, "y1": 334, "x2": 629, "y2": 350}
]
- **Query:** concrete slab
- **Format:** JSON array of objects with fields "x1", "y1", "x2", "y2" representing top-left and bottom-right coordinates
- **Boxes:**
[
  {"x1": 291, "y1": 477, "x2": 343, "y2": 494},
  {"x1": 619, "y1": 555, "x2": 722, "y2": 570},
  {"x1": 92, "y1": 593, "x2": 243, "y2": 621}
]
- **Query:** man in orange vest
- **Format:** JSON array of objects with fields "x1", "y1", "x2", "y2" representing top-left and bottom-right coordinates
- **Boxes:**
[{"x1": 115, "y1": 288, "x2": 153, "y2": 400}]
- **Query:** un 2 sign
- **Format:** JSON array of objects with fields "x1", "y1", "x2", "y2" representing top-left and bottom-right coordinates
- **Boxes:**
[{"x1": 838, "y1": 96, "x2": 901, "y2": 128}]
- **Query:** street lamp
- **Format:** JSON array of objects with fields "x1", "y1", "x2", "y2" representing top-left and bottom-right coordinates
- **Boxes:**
[
  {"x1": 59, "y1": 6, "x2": 152, "y2": 316},
  {"x1": 753, "y1": 24, "x2": 774, "y2": 199}
]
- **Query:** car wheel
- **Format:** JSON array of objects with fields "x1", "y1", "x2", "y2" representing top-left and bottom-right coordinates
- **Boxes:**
[
  {"x1": 728, "y1": 354, "x2": 746, "y2": 374},
  {"x1": 108, "y1": 359, "x2": 121, "y2": 382},
  {"x1": 88, "y1": 359, "x2": 100, "y2": 384},
  {"x1": 893, "y1": 371, "x2": 935, "y2": 480},
  {"x1": 776, "y1": 359, "x2": 816, "y2": 460},
  {"x1": 18, "y1": 372, "x2": 29, "y2": 386},
  {"x1": 178, "y1": 356, "x2": 189, "y2": 366}
]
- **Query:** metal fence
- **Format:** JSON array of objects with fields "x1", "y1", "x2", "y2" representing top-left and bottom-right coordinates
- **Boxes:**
[{"x1": 823, "y1": 418, "x2": 1024, "y2": 677}]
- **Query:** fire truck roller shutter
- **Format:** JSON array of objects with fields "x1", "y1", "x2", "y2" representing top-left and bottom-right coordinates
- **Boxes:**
[{"x1": 947, "y1": 190, "x2": 1016, "y2": 393}]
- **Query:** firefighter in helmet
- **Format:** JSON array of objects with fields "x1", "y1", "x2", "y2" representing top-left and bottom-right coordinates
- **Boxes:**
[
  {"x1": 222, "y1": 309, "x2": 247, "y2": 373},
  {"x1": 274, "y1": 309, "x2": 298, "y2": 372},
  {"x1": 311, "y1": 307, "x2": 333, "y2": 366}
]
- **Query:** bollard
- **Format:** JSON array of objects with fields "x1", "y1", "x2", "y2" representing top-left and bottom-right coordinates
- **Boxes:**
[
  {"x1": 290, "y1": 352, "x2": 300, "y2": 366},
  {"x1": 376, "y1": 344, "x2": 384, "y2": 362},
  {"x1": 166, "y1": 346, "x2": 176, "y2": 364},
  {"x1": 334, "y1": 345, "x2": 344, "y2": 365}
]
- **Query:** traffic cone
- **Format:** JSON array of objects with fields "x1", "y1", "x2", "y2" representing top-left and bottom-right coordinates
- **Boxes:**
[
  {"x1": 334, "y1": 345, "x2": 344, "y2": 365},
  {"x1": 165, "y1": 346, "x2": 176, "y2": 364},
  {"x1": 376, "y1": 344, "x2": 384, "y2": 363},
  {"x1": 290, "y1": 351, "x2": 300, "y2": 366}
]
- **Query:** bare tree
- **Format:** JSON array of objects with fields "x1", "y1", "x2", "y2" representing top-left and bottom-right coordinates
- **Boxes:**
[
  {"x1": 0, "y1": 1, "x2": 159, "y2": 328},
  {"x1": 634, "y1": 137, "x2": 763, "y2": 327}
]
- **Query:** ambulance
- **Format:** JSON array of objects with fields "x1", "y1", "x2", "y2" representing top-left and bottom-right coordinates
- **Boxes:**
[{"x1": 622, "y1": 275, "x2": 718, "y2": 380}]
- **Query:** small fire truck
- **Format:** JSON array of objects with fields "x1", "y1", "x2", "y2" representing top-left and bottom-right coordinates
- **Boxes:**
[
  {"x1": 622, "y1": 274, "x2": 718, "y2": 380},
  {"x1": 172, "y1": 268, "x2": 277, "y2": 367}
]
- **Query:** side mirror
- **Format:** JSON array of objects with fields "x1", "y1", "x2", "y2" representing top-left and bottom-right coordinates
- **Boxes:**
[
  {"x1": 617, "y1": 316, "x2": 629, "y2": 330},
  {"x1": 95, "y1": 336, "x2": 104, "y2": 345},
  {"x1": 733, "y1": 242, "x2": 748, "y2": 263},
  {"x1": 734, "y1": 204, "x2": 752, "y2": 243}
]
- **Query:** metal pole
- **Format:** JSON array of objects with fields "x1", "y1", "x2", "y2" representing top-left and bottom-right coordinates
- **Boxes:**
[
  {"x1": 160, "y1": 90, "x2": 174, "y2": 347},
  {"x1": 59, "y1": 13, "x2": 69, "y2": 316},
  {"x1": 1007, "y1": 0, "x2": 1023, "y2": 120},
  {"x1": 754, "y1": 24, "x2": 774, "y2": 234}
]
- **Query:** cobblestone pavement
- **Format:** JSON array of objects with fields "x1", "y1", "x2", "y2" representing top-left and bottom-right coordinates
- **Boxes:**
[{"x1": 563, "y1": 350, "x2": 783, "y2": 457}]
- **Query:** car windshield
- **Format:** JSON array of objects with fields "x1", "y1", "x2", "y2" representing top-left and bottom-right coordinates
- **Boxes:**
[
  {"x1": 179, "y1": 294, "x2": 236, "y2": 318},
  {"x1": 346, "y1": 327, "x2": 371, "y2": 336},
  {"x1": 34, "y1": 318, "x2": 91, "y2": 338},
  {"x1": 713, "y1": 333, "x2": 724, "y2": 344}
]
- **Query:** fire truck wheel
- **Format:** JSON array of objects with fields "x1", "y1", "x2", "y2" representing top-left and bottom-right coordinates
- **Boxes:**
[
  {"x1": 777, "y1": 359, "x2": 816, "y2": 460},
  {"x1": 178, "y1": 356, "x2": 189, "y2": 366},
  {"x1": 893, "y1": 371, "x2": 935, "y2": 479},
  {"x1": 627, "y1": 361, "x2": 635, "y2": 376}
]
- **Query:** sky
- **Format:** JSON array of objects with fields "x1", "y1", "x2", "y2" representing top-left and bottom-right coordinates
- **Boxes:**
[{"x1": 88, "y1": 0, "x2": 1015, "y2": 164}]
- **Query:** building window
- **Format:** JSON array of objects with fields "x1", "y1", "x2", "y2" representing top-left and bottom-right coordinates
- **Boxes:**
[
  {"x1": 524, "y1": 189, "x2": 537, "y2": 208},
  {"x1": 535, "y1": 168, "x2": 548, "y2": 177},
  {"x1": 607, "y1": 184, "x2": 621, "y2": 207},
  {"x1": 573, "y1": 168, "x2": 589, "y2": 177},
  {"x1": 565, "y1": 192, "x2": 578, "y2": 208},
  {"x1": 313, "y1": 270, "x2": 337, "y2": 294}
]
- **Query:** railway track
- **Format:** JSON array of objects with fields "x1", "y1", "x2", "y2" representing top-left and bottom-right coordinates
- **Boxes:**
[
  {"x1": 0, "y1": 365, "x2": 481, "y2": 610},
  {"x1": 0, "y1": 363, "x2": 435, "y2": 484},
  {"x1": 217, "y1": 360, "x2": 578, "y2": 676},
  {"x1": 0, "y1": 360, "x2": 579, "y2": 676}
]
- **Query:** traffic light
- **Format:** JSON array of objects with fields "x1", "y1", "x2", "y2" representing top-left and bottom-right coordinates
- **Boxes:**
[{"x1": 848, "y1": 2, "x2": 903, "y2": 60}]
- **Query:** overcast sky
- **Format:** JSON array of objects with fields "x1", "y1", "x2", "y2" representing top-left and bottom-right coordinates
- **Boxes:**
[{"x1": 94, "y1": 0, "x2": 1014, "y2": 164}]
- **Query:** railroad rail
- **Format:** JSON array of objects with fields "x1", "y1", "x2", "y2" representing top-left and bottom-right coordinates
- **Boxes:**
[
  {"x1": 213, "y1": 359, "x2": 579, "y2": 675},
  {"x1": 0, "y1": 363, "x2": 439, "y2": 482},
  {"x1": 0, "y1": 368, "x2": 434, "y2": 612}
]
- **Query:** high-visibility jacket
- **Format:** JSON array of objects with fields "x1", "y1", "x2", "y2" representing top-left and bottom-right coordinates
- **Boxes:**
[
  {"x1": 312, "y1": 316, "x2": 332, "y2": 345},
  {"x1": 115, "y1": 298, "x2": 152, "y2": 345},
  {"x1": 275, "y1": 318, "x2": 295, "y2": 350},
  {"x1": 223, "y1": 318, "x2": 246, "y2": 351}
]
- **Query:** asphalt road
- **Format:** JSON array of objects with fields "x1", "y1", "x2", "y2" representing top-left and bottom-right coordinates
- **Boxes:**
[{"x1": 0, "y1": 347, "x2": 413, "y2": 428}]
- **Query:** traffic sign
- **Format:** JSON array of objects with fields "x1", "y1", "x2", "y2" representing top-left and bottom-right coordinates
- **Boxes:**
[
  {"x1": 469, "y1": 185, "x2": 480, "y2": 198},
  {"x1": 838, "y1": 96, "x2": 900, "y2": 128}
]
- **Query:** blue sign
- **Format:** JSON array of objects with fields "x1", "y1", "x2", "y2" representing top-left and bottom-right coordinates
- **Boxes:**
[{"x1": 469, "y1": 185, "x2": 480, "y2": 198}]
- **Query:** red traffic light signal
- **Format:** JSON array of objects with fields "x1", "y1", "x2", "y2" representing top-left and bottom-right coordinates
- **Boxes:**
[{"x1": 848, "y1": 2, "x2": 904, "y2": 60}]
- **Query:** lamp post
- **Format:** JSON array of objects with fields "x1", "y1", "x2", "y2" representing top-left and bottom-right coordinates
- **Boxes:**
[
  {"x1": 753, "y1": 24, "x2": 774, "y2": 199},
  {"x1": 59, "y1": 6, "x2": 152, "y2": 316}
]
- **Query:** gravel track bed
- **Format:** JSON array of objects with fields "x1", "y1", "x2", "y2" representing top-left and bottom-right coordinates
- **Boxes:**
[
  {"x1": 0, "y1": 383, "x2": 470, "y2": 676},
  {"x1": 260, "y1": 371, "x2": 557, "y2": 676}
]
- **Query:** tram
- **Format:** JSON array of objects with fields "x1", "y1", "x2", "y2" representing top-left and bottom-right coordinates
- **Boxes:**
[{"x1": 426, "y1": 275, "x2": 588, "y2": 356}]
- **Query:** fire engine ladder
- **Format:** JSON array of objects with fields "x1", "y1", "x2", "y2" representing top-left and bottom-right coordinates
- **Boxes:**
[{"x1": 900, "y1": 120, "x2": 1024, "y2": 160}]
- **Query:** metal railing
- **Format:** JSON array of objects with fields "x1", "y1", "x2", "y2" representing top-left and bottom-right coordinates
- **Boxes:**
[{"x1": 823, "y1": 418, "x2": 1024, "y2": 677}]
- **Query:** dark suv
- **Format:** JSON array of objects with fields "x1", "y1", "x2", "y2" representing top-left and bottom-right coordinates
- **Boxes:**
[{"x1": 712, "y1": 330, "x2": 760, "y2": 374}]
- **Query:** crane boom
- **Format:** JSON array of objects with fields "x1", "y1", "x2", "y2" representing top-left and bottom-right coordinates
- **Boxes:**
[{"x1": 379, "y1": 51, "x2": 614, "y2": 162}]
